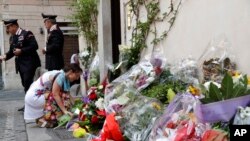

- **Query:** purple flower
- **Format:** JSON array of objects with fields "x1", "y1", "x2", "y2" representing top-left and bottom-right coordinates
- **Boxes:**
[
  {"x1": 82, "y1": 96, "x2": 91, "y2": 104},
  {"x1": 112, "y1": 104, "x2": 123, "y2": 112},
  {"x1": 82, "y1": 70, "x2": 89, "y2": 81},
  {"x1": 151, "y1": 58, "x2": 162, "y2": 67}
]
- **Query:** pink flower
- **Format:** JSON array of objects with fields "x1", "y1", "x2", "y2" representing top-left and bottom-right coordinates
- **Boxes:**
[
  {"x1": 46, "y1": 106, "x2": 52, "y2": 111},
  {"x1": 50, "y1": 114, "x2": 56, "y2": 120}
]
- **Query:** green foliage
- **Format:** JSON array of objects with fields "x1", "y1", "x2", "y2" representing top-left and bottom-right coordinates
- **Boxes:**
[
  {"x1": 212, "y1": 122, "x2": 230, "y2": 134},
  {"x1": 69, "y1": 0, "x2": 98, "y2": 56},
  {"x1": 142, "y1": 70, "x2": 187, "y2": 104},
  {"x1": 201, "y1": 73, "x2": 250, "y2": 104},
  {"x1": 126, "y1": 0, "x2": 183, "y2": 69},
  {"x1": 71, "y1": 99, "x2": 84, "y2": 113},
  {"x1": 54, "y1": 114, "x2": 71, "y2": 129}
]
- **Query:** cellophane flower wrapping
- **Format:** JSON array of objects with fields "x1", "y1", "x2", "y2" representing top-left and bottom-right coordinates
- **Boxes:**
[
  {"x1": 118, "y1": 44, "x2": 131, "y2": 73},
  {"x1": 116, "y1": 95, "x2": 163, "y2": 141},
  {"x1": 198, "y1": 35, "x2": 237, "y2": 83},
  {"x1": 149, "y1": 93, "x2": 209, "y2": 141},
  {"x1": 104, "y1": 82, "x2": 138, "y2": 114},
  {"x1": 88, "y1": 52, "x2": 100, "y2": 87},
  {"x1": 104, "y1": 56, "x2": 165, "y2": 114},
  {"x1": 171, "y1": 57, "x2": 200, "y2": 85},
  {"x1": 233, "y1": 106, "x2": 250, "y2": 125}
]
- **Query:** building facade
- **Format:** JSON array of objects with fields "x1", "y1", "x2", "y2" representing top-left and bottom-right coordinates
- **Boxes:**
[
  {"x1": 0, "y1": 0, "x2": 78, "y2": 90},
  {"x1": 119, "y1": 0, "x2": 250, "y2": 74}
]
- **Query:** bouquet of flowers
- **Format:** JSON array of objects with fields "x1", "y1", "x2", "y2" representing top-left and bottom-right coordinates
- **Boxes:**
[
  {"x1": 195, "y1": 73, "x2": 250, "y2": 123},
  {"x1": 118, "y1": 44, "x2": 132, "y2": 72},
  {"x1": 104, "y1": 57, "x2": 165, "y2": 114},
  {"x1": 117, "y1": 95, "x2": 163, "y2": 141},
  {"x1": 149, "y1": 93, "x2": 207, "y2": 141},
  {"x1": 93, "y1": 96, "x2": 163, "y2": 141},
  {"x1": 198, "y1": 35, "x2": 236, "y2": 83},
  {"x1": 104, "y1": 82, "x2": 138, "y2": 114},
  {"x1": 71, "y1": 85, "x2": 106, "y2": 133},
  {"x1": 79, "y1": 47, "x2": 92, "y2": 69},
  {"x1": 171, "y1": 57, "x2": 200, "y2": 85},
  {"x1": 88, "y1": 53, "x2": 100, "y2": 87},
  {"x1": 142, "y1": 69, "x2": 187, "y2": 104}
]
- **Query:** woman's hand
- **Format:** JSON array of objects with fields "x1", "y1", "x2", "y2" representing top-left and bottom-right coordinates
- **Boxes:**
[{"x1": 64, "y1": 111, "x2": 74, "y2": 117}]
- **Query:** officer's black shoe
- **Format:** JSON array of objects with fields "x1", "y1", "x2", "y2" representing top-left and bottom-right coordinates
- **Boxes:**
[{"x1": 17, "y1": 106, "x2": 25, "y2": 111}]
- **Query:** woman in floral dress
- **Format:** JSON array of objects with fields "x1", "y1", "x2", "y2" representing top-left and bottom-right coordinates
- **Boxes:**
[{"x1": 24, "y1": 64, "x2": 82, "y2": 127}]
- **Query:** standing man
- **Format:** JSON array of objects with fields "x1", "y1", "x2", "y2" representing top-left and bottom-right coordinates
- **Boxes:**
[
  {"x1": 0, "y1": 19, "x2": 41, "y2": 111},
  {"x1": 41, "y1": 13, "x2": 64, "y2": 71}
]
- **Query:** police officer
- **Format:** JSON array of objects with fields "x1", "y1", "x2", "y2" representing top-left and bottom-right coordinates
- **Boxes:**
[
  {"x1": 0, "y1": 19, "x2": 41, "y2": 111},
  {"x1": 41, "y1": 13, "x2": 64, "y2": 71}
]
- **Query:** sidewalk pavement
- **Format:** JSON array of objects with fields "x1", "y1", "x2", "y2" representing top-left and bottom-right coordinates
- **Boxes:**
[
  {"x1": 25, "y1": 84, "x2": 86, "y2": 141},
  {"x1": 0, "y1": 85, "x2": 87, "y2": 141},
  {"x1": 25, "y1": 120, "x2": 86, "y2": 141}
]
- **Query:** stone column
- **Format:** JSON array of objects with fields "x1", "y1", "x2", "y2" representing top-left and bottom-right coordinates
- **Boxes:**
[
  {"x1": 98, "y1": 0, "x2": 113, "y2": 81},
  {"x1": 78, "y1": 33, "x2": 88, "y2": 96}
]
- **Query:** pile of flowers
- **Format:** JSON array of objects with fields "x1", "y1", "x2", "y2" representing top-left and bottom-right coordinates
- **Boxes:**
[
  {"x1": 78, "y1": 85, "x2": 106, "y2": 132},
  {"x1": 104, "y1": 58, "x2": 165, "y2": 113},
  {"x1": 70, "y1": 84, "x2": 106, "y2": 135}
]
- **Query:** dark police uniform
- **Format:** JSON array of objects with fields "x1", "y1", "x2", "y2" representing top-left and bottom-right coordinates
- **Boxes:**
[
  {"x1": 42, "y1": 13, "x2": 64, "y2": 71},
  {"x1": 45, "y1": 25, "x2": 64, "y2": 71},
  {"x1": 5, "y1": 28, "x2": 41, "y2": 92}
]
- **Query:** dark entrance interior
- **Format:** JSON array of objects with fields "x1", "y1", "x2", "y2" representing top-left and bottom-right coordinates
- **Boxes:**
[
  {"x1": 57, "y1": 22, "x2": 79, "y2": 67},
  {"x1": 111, "y1": 0, "x2": 121, "y2": 64},
  {"x1": 63, "y1": 35, "x2": 79, "y2": 67}
]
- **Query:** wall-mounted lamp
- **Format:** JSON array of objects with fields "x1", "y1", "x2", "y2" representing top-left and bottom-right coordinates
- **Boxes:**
[{"x1": 39, "y1": 27, "x2": 44, "y2": 34}]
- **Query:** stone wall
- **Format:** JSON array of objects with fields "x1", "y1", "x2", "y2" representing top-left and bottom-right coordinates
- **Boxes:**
[
  {"x1": 120, "y1": 0, "x2": 250, "y2": 74},
  {"x1": 0, "y1": 0, "x2": 72, "y2": 90}
]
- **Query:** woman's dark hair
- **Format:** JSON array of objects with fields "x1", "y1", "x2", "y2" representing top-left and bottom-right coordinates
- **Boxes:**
[{"x1": 63, "y1": 64, "x2": 83, "y2": 73}]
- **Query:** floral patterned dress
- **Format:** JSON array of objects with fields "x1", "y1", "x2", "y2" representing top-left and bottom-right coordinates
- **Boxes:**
[{"x1": 24, "y1": 70, "x2": 71, "y2": 121}]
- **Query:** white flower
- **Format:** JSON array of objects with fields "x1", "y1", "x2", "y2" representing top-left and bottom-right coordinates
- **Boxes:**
[
  {"x1": 149, "y1": 71, "x2": 156, "y2": 77},
  {"x1": 95, "y1": 98, "x2": 104, "y2": 110},
  {"x1": 82, "y1": 109, "x2": 88, "y2": 115},
  {"x1": 239, "y1": 107, "x2": 250, "y2": 118},
  {"x1": 79, "y1": 51, "x2": 89, "y2": 58},
  {"x1": 119, "y1": 45, "x2": 131, "y2": 52},
  {"x1": 233, "y1": 74, "x2": 243, "y2": 84},
  {"x1": 204, "y1": 81, "x2": 221, "y2": 90},
  {"x1": 88, "y1": 111, "x2": 93, "y2": 115},
  {"x1": 146, "y1": 77, "x2": 155, "y2": 83},
  {"x1": 98, "y1": 85, "x2": 104, "y2": 90}
]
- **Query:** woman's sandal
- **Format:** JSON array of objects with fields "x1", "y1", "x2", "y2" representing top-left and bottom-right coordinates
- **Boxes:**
[{"x1": 36, "y1": 118, "x2": 55, "y2": 128}]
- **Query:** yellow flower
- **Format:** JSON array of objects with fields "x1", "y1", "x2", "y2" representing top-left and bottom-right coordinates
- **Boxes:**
[
  {"x1": 188, "y1": 85, "x2": 201, "y2": 96},
  {"x1": 232, "y1": 71, "x2": 241, "y2": 78},
  {"x1": 248, "y1": 76, "x2": 250, "y2": 85},
  {"x1": 152, "y1": 102, "x2": 161, "y2": 110},
  {"x1": 73, "y1": 127, "x2": 86, "y2": 138}
]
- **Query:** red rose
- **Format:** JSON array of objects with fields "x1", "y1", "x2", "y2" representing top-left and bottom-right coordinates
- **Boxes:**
[
  {"x1": 96, "y1": 110, "x2": 106, "y2": 117},
  {"x1": 79, "y1": 111, "x2": 86, "y2": 121},
  {"x1": 154, "y1": 66, "x2": 162, "y2": 75},
  {"x1": 91, "y1": 115, "x2": 99, "y2": 124},
  {"x1": 166, "y1": 121, "x2": 176, "y2": 129},
  {"x1": 89, "y1": 93, "x2": 97, "y2": 100}
]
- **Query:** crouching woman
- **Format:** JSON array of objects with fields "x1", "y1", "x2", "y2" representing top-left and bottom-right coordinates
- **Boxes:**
[{"x1": 24, "y1": 64, "x2": 82, "y2": 127}]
